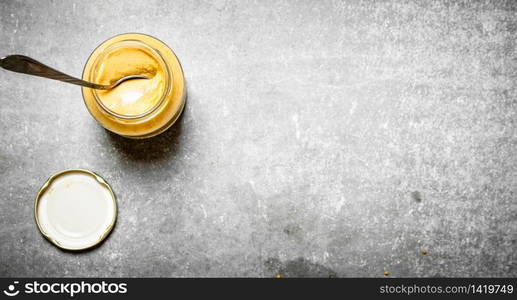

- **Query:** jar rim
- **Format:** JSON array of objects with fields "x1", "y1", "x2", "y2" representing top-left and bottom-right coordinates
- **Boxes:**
[{"x1": 86, "y1": 36, "x2": 173, "y2": 120}]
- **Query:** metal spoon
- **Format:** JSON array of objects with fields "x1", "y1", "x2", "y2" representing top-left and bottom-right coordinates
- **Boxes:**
[{"x1": 0, "y1": 55, "x2": 149, "y2": 90}]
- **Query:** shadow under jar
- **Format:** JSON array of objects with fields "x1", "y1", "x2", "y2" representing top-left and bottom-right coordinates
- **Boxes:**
[{"x1": 82, "y1": 33, "x2": 186, "y2": 139}]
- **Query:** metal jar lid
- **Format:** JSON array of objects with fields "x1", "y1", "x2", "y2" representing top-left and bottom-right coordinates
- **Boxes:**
[{"x1": 34, "y1": 169, "x2": 117, "y2": 251}]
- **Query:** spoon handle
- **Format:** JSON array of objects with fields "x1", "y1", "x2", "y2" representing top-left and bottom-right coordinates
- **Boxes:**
[{"x1": 0, "y1": 55, "x2": 106, "y2": 89}]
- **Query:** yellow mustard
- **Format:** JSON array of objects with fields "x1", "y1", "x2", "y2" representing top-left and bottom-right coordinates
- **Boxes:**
[
  {"x1": 95, "y1": 48, "x2": 165, "y2": 116},
  {"x1": 82, "y1": 33, "x2": 186, "y2": 139}
]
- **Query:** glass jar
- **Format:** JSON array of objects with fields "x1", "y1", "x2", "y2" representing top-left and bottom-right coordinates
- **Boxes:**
[{"x1": 82, "y1": 33, "x2": 186, "y2": 139}]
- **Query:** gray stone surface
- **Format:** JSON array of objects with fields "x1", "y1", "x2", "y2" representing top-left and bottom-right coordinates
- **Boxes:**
[{"x1": 1, "y1": 0, "x2": 516, "y2": 277}]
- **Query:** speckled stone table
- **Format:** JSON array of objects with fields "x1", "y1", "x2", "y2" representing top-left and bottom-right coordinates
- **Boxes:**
[{"x1": 1, "y1": 0, "x2": 516, "y2": 277}]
